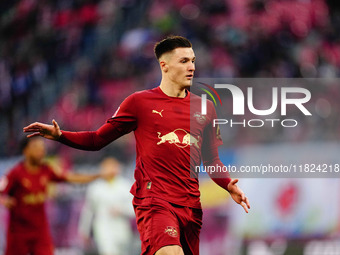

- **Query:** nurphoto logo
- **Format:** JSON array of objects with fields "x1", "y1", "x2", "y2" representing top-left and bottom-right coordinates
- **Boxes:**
[{"x1": 198, "y1": 82, "x2": 312, "y2": 128}]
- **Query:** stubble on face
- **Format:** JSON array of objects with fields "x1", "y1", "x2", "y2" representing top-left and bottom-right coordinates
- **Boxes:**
[{"x1": 161, "y1": 48, "x2": 196, "y2": 89}]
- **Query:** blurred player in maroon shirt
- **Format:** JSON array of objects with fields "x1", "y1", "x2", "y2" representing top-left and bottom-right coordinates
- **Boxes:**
[
  {"x1": 0, "y1": 136, "x2": 108, "y2": 255},
  {"x1": 24, "y1": 36, "x2": 250, "y2": 255}
]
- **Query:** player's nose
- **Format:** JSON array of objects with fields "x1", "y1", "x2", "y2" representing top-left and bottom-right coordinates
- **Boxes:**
[{"x1": 188, "y1": 62, "x2": 195, "y2": 72}]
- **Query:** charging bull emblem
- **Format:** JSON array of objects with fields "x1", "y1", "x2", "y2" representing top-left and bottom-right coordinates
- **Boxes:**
[
  {"x1": 157, "y1": 132, "x2": 180, "y2": 145},
  {"x1": 157, "y1": 129, "x2": 200, "y2": 148},
  {"x1": 182, "y1": 133, "x2": 199, "y2": 148}
]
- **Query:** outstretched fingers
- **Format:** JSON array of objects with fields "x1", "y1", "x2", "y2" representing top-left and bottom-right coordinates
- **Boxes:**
[
  {"x1": 23, "y1": 120, "x2": 61, "y2": 140},
  {"x1": 52, "y1": 119, "x2": 61, "y2": 132},
  {"x1": 23, "y1": 127, "x2": 42, "y2": 134},
  {"x1": 229, "y1": 178, "x2": 250, "y2": 213},
  {"x1": 26, "y1": 132, "x2": 43, "y2": 138},
  {"x1": 23, "y1": 122, "x2": 44, "y2": 132},
  {"x1": 230, "y1": 178, "x2": 238, "y2": 185},
  {"x1": 240, "y1": 201, "x2": 249, "y2": 213},
  {"x1": 23, "y1": 124, "x2": 43, "y2": 138},
  {"x1": 245, "y1": 196, "x2": 250, "y2": 209},
  {"x1": 240, "y1": 196, "x2": 250, "y2": 213}
]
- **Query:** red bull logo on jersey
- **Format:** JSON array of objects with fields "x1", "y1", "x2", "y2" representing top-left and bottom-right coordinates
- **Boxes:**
[{"x1": 157, "y1": 129, "x2": 200, "y2": 148}]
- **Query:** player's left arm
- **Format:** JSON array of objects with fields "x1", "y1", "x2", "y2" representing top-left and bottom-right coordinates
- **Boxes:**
[
  {"x1": 202, "y1": 146, "x2": 250, "y2": 213},
  {"x1": 202, "y1": 101, "x2": 250, "y2": 213}
]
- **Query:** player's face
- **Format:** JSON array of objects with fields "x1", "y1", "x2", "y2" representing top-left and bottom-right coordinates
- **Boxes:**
[
  {"x1": 24, "y1": 138, "x2": 46, "y2": 164},
  {"x1": 165, "y1": 47, "x2": 195, "y2": 88}
]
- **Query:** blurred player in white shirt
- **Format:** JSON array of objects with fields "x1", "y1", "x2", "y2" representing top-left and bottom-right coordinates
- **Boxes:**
[{"x1": 78, "y1": 157, "x2": 134, "y2": 255}]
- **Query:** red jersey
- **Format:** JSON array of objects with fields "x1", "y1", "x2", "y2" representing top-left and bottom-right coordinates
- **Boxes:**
[
  {"x1": 0, "y1": 162, "x2": 66, "y2": 234},
  {"x1": 110, "y1": 87, "x2": 222, "y2": 209},
  {"x1": 59, "y1": 87, "x2": 228, "y2": 209}
]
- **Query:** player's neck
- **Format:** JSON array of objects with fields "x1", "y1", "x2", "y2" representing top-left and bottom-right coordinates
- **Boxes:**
[{"x1": 159, "y1": 81, "x2": 187, "y2": 98}]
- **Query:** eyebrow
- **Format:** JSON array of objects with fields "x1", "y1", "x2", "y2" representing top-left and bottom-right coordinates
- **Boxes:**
[{"x1": 180, "y1": 56, "x2": 196, "y2": 61}]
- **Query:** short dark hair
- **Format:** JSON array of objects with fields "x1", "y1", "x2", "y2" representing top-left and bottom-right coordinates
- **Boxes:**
[{"x1": 154, "y1": 35, "x2": 192, "y2": 60}]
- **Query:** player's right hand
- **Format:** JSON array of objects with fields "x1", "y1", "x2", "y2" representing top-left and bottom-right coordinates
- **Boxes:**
[{"x1": 23, "y1": 119, "x2": 62, "y2": 140}]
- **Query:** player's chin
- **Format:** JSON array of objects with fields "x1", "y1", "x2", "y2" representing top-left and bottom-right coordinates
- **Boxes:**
[{"x1": 184, "y1": 79, "x2": 193, "y2": 87}]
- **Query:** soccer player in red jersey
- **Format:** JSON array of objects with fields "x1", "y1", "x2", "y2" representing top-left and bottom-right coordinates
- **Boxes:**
[
  {"x1": 0, "y1": 136, "x2": 109, "y2": 255},
  {"x1": 24, "y1": 36, "x2": 250, "y2": 255}
]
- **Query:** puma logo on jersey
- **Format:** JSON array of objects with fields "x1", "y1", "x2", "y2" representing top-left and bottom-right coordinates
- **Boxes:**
[{"x1": 152, "y1": 109, "x2": 164, "y2": 117}]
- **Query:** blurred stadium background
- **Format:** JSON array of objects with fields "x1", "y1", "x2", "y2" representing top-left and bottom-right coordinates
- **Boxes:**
[{"x1": 1, "y1": 0, "x2": 340, "y2": 254}]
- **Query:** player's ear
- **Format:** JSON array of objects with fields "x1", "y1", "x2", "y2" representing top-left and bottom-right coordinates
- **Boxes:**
[{"x1": 160, "y1": 60, "x2": 168, "y2": 72}]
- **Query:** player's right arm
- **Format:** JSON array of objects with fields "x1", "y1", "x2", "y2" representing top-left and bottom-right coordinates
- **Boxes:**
[
  {"x1": 23, "y1": 94, "x2": 137, "y2": 151},
  {"x1": 24, "y1": 119, "x2": 135, "y2": 151}
]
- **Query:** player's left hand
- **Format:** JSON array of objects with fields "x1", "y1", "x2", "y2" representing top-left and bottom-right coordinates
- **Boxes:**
[{"x1": 227, "y1": 179, "x2": 250, "y2": 213}]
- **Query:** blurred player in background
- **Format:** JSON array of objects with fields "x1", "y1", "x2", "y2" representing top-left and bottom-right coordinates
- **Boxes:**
[
  {"x1": 0, "y1": 136, "x2": 109, "y2": 255},
  {"x1": 78, "y1": 157, "x2": 134, "y2": 255},
  {"x1": 24, "y1": 35, "x2": 250, "y2": 255}
]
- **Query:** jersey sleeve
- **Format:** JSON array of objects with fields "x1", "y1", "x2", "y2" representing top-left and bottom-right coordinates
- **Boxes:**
[
  {"x1": 201, "y1": 101, "x2": 223, "y2": 152},
  {"x1": 201, "y1": 101, "x2": 231, "y2": 191},
  {"x1": 108, "y1": 93, "x2": 138, "y2": 123},
  {"x1": 59, "y1": 94, "x2": 138, "y2": 151}
]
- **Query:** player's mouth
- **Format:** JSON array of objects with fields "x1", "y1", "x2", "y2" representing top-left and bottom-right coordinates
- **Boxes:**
[{"x1": 186, "y1": 74, "x2": 194, "y2": 80}]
